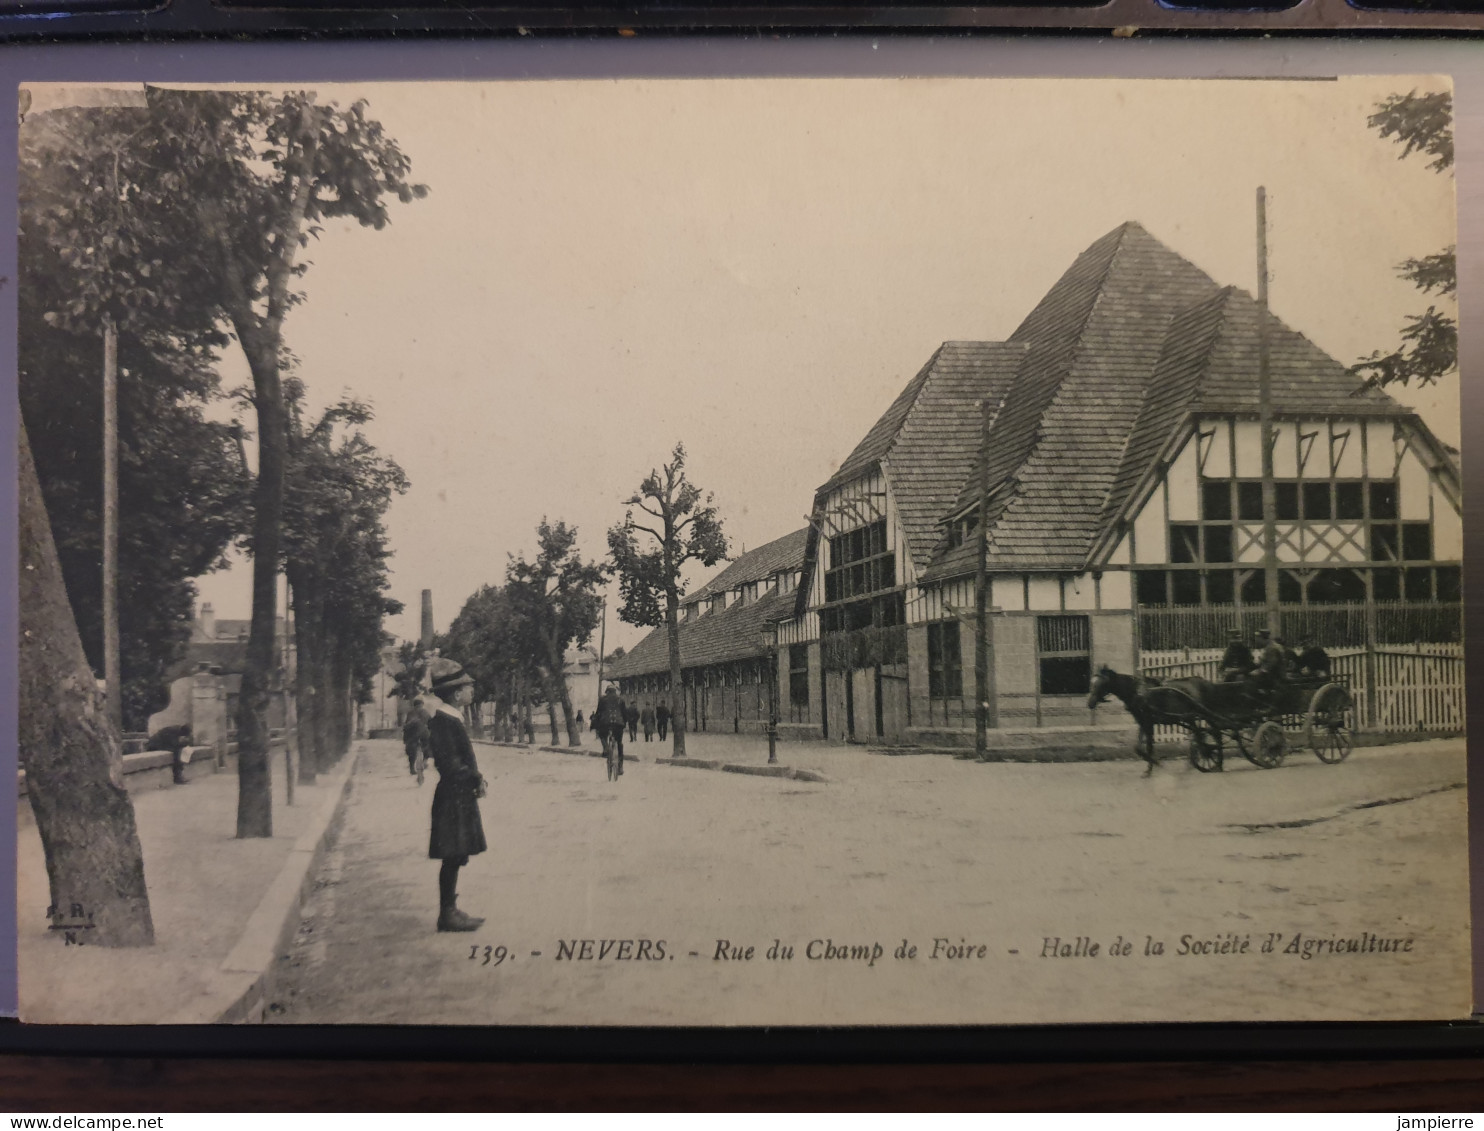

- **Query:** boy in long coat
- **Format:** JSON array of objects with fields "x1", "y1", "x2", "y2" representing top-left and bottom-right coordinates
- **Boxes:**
[{"x1": 426, "y1": 659, "x2": 486, "y2": 932}]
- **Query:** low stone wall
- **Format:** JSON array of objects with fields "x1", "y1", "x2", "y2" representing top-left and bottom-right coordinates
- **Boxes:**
[{"x1": 17, "y1": 735, "x2": 290, "y2": 799}]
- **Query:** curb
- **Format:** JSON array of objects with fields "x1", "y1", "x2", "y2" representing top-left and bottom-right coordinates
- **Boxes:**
[
  {"x1": 160, "y1": 749, "x2": 359, "y2": 1025},
  {"x1": 656, "y1": 757, "x2": 829, "y2": 784}
]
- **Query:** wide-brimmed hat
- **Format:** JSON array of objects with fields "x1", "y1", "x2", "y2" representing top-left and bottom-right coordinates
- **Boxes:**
[{"x1": 428, "y1": 657, "x2": 474, "y2": 692}]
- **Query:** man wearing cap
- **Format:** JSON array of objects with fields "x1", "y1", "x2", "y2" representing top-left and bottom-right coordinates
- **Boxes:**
[
  {"x1": 425, "y1": 658, "x2": 487, "y2": 932},
  {"x1": 402, "y1": 698, "x2": 430, "y2": 781},
  {"x1": 1248, "y1": 628, "x2": 1287, "y2": 706},
  {"x1": 592, "y1": 686, "x2": 627, "y2": 777},
  {"x1": 1219, "y1": 630, "x2": 1253, "y2": 683}
]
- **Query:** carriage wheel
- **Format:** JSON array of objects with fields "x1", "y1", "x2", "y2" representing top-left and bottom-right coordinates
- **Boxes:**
[
  {"x1": 1187, "y1": 723, "x2": 1223, "y2": 773},
  {"x1": 1248, "y1": 720, "x2": 1287, "y2": 769},
  {"x1": 1306, "y1": 683, "x2": 1355, "y2": 764}
]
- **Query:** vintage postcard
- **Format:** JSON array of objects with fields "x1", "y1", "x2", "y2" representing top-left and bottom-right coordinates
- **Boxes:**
[{"x1": 15, "y1": 75, "x2": 1469, "y2": 1025}]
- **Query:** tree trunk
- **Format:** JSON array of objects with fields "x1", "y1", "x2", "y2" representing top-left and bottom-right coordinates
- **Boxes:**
[
  {"x1": 331, "y1": 645, "x2": 353, "y2": 761},
  {"x1": 236, "y1": 340, "x2": 283, "y2": 839},
  {"x1": 288, "y1": 570, "x2": 320, "y2": 785},
  {"x1": 543, "y1": 632, "x2": 580, "y2": 745},
  {"x1": 18, "y1": 421, "x2": 154, "y2": 946},
  {"x1": 666, "y1": 585, "x2": 685, "y2": 758}
]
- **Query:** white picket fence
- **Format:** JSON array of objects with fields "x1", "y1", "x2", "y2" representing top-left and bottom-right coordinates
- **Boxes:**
[{"x1": 1138, "y1": 642, "x2": 1465, "y2": 739}]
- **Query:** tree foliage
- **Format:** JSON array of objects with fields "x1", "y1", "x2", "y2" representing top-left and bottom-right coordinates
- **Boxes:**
[
  {"x1": 507, "y1": 520, "x2": 607, "y2": 745},
  {"x1": 19, "y1": 103, "x2": 252, "y2": 730},
  {"x1": 281, "y1": 378, "x2": 407, "y2": 779},
  {"x1": 607, "y1": 444, "x2": 728, "y2": 757},
  {"x1": 1352, "y1": 89, "x2": 1457, "y2": 391}
]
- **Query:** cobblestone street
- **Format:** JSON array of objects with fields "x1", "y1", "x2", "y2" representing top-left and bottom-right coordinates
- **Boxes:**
[{"x1": 267, "y1": 736, "x2": 1471, "y2": 1026}]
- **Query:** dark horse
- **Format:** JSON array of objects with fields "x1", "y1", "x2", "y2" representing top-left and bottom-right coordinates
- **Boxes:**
[{"x1": 1087, "y1": 666, "x2": 1212, "y2": 775}]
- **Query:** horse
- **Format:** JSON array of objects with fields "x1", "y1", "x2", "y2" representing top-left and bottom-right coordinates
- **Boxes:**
[{"x1": 1087, "y1": 665, "x2": 1214, "y2": 775}]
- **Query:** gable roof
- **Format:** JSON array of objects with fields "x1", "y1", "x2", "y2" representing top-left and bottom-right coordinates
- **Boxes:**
[
  {"x1": 606, "y1": 585, "x2": 793, "y2": 680},
  {"x1": 881, "y1": 342, "x2": 1030, "y2": 571},
  {"x1": 689, "y1": 527, "x2": 809, "y2": 603},
  {"x1": 910, "y1": 222, "x2": 1421, "y2": 583},
  {"x1": 936, "y1": 221, "x2": 1225, "y2": 573}
]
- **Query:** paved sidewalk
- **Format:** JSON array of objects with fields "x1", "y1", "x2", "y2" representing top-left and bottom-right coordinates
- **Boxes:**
[{"x1": 17, "y1": 752, "x2": 347, "y2": 1024}]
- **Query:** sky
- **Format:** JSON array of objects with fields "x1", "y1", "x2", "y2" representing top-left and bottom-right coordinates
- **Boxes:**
[{"x1": 85, "y1": 76, "x2": 1458, "y2": 649}]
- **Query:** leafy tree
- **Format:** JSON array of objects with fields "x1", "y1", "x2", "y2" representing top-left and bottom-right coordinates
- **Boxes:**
[
  {"x1": 19, "y1": 104, "x2": 251, "y2": 731},
  {"x1": 445, "y1": 585, "x2": 522, "y2": 732},
  {"x1": 507, "y1": 520, "x2": 607, "y2": 746},
  {"x1": 281, "y1": 379, "x2": 408, "y2": 780},
  {"x1": 1352, "y1": 89, "x2": 1457, "y2": 391},
  {"x1": 607, "y1": 444, "x2": 728, "y2": 758},
  {"x1": 29, "y1": 88, "x2": 428, "y2": 836}
]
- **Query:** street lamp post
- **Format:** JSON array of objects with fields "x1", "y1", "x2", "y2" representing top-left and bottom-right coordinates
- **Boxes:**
[{"x1": 761, "y1": 623, "x2": 779, "y2": 765}]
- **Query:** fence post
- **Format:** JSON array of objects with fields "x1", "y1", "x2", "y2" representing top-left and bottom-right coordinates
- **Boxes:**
[{"x1": 1363, "y1": 588, "x2": 1379, "y2": 731}]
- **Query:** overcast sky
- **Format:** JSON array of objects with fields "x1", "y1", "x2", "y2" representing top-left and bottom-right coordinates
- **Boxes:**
[{"x1": 96, "y1": 76, "x2": 1457, "y2": 648}]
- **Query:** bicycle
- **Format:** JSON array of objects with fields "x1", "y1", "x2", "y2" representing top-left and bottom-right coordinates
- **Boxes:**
[{"x1": 600, "y1": 729, "x2": 623, "y2": 782}]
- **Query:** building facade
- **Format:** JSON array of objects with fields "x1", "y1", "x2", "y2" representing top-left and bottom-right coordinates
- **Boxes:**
[{"x1": 615, "y1": 222, "x2": 1463, "y2": 748}]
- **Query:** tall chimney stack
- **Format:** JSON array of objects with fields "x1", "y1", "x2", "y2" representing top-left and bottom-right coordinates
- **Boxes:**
[{"x1": 420, "y1": 589, "x2": 434, "y2": 650}]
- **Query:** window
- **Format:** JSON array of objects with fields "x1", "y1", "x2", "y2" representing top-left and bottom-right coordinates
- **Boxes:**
[
  {"x1": 824, "y1": 520, "x2": 895, "y2": 603},
  {"x1": 1438, "y1": 566, "x2": 1462, "y2": 601},
  {"x1": 1136, "y1": 570, "x2": 1169, "y2": 607},
  {"x1": 1370, "y1": 481, "x2": 1399, "y2": 520},
  {"x1": 1038, "y1": 615, "x2": 1091, "y2": 696},
  {"x1": 1201, "y1": 480, "x2": 1231, "y2": 520},
  {"x1": 928, "y1": 621, "x2": 963, "y2": 699},
  {"x1": 1405, "y1": 568, "x2": 1433, "y2": 600},
  {"x1": 1170, "y1": 525, "x2": 1200, "y2": 564},
  {"x1": 1276, "y1": 482, "x2": 1299, "y2": 521},
  {"x1": 1238, "y1": 482, "x2": 1264, "y2": 521},
  {"x1": 1336, "y1": 481, "x2": 1364, "y2": 520},
  {"x1": 789, "y1": 644, "x2": 810, "y2": 707},
  {"x1": 1302, "y1": 482, "x2": 1332, "y2": 520},
  {"x1": 1402, "y1": 523, "x2": 1433, "y2": 561},
  {"x1": 1172, "y1": 571, "x2": 1202, "y2": 606}
]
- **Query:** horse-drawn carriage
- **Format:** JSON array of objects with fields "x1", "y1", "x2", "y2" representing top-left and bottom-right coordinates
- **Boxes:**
[{"x1": 1088, "y1": 666, "x2": 1356, "y2": 773}]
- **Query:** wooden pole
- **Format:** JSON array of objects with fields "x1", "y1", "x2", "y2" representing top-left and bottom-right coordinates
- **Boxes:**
[
  {"x1": 974, "y1": 396, "x2": 997, "y2": 760},
  {"x1": 597, "y1": 595, "x2": 607, "y2": 692},
  {"x1": 1257, "y1": 188, "x2": 1281, "y2": 636},
  {"x1": 102, "y1": 315, "x2": 122, "y2": 732}
]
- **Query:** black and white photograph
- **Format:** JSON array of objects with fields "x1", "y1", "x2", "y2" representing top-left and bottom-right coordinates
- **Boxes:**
[{"x1": 14, "y1": 75, "x2": 1470, "y2": 1026}]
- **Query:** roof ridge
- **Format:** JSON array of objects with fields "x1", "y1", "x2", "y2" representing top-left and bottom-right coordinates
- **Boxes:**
[{"x1": 977, "y1": 222, "x2": 1135, "y2": 529}]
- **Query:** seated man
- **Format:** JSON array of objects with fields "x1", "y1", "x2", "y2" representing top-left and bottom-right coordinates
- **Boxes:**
[
  {"x1": 1247, "y1": 629, "x2": 1287, "y2": 707},
  {"x1": 1219, "y1": 629, "x2": 1253, "y2": 683},
  {"x1": 1296, "y1": 636, "x2": 1332, "y2": 679},
  {"x1": 146, "y1": 723, "x2": 194, "y2": 785}
]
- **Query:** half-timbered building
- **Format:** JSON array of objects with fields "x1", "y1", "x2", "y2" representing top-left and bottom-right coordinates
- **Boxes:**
[
  {"x1": 791, "y1": 220, "x2": 1462, "y2": 746},
  {"x1": 606, "y1": 528, "x2": 810, "y2": 735}
]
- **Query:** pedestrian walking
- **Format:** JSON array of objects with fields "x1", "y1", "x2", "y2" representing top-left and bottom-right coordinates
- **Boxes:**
[
  {"x1": 146, "y1": 723, "x2": 193, "y2": 786},
  {"x1": 640, "y1": 702, "x2": 655, "y2": 742},
  {"x1": 402, "y1": 699, "x2": 430, "y2": 782},
  {"x1": 425, "y1": 658, "x2": 487, "y2": 933},
  {"x1": 592, "y1": 686, "x2": 627, "y2": 779},
  {"x1": 625, "y1": 699, "x2": 639, "y2": 743},
  {"x1": 655, "y1": 700, "x2": 670, "y2": 741}
]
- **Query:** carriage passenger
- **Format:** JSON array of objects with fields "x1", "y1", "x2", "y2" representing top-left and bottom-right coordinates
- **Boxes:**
[
  {"x1": 1248, "y1": 629, "x2": 1287, "y2": 704},
  {"x1": 1219, "y1": 630, "x2": 1253, "y2": 683},
  {"x1": 1296, "y1": 636, "x2": 1332, "y2": 679}
]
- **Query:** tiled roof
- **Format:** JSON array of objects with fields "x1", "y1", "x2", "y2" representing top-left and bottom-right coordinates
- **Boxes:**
[
  {"x1": 689, "y1": 528, "x2": 809, "y2": 602},
  {"x1": 606, "y1": 586, "x2": 792, "y2": 679},
  {"x1": 882, "y1": 342, "x2": 1029, "y2": 571},
  {"x1": 820, "y1": 361, "x2": 935, "y2": 495},
  {"x1": 919, "y1": 222, "x2": 1416, "y2": 582}
]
